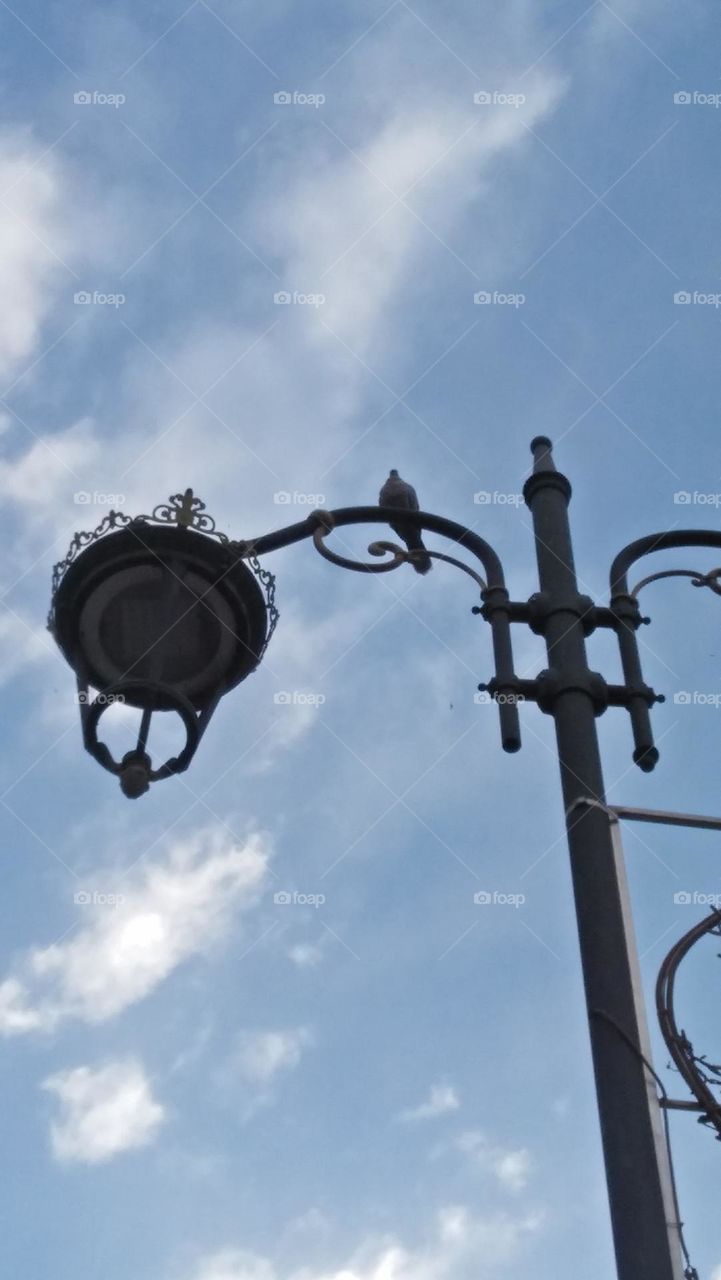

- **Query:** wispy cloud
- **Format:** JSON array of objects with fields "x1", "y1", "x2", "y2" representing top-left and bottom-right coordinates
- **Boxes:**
[
  {"x1": 190, "y1": 1201, "x2": 543, "y2": 1279},
  {"x1": 232, "y1": 1027, "x2": 314, "y2": 1084},
  {"x1": 0, "y1": 825, "x2": 269, "y2": 1034},
  {"x1": 0, "y1": 130, "x2": 73, "y2": 381},
  {"x1": 43, "y1": 1058, "x2": 165, "y2": 1164},
  {"x1": 398, "y1": 1082, "x2": 460, "y2": 1122},
  {"x1": 456, "y1": 1130, "x2": 532, "y2": 1193}
]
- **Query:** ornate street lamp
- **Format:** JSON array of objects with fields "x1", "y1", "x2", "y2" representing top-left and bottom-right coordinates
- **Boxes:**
[
  {"x1": 48, "y1": 489, "x2": 277, "y2": 797},
  {"x1": 48, "y1": 437, "x2": 721, "y2": 1279}
]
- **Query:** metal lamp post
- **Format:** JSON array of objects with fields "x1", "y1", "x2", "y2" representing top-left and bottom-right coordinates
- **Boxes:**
[{"x1": 49, "y1": 436, "x2": 721, "y2": 1278}]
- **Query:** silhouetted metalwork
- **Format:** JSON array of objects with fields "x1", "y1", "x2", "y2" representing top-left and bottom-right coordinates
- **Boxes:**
[
  {"x1": 657, "y1": 907, "x2": 721, "y2": 1142},
  {"x1": 49, "y1": 492, "x2": 277, "y2": 795},
  {"x1": 50, "y1": 440, "x2": 721, "y2": 1279},
  {"x1": 310, "y1": 509, "x2": 487, "y2": 590},
  {"x1": 630, "y1": 566, "x2": 721, "y2": 599}
]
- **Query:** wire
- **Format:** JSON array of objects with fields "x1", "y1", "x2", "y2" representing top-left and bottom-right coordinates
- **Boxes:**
[{"x1": 591, "y1": 1008, "x2": 699, "y2": 1279}]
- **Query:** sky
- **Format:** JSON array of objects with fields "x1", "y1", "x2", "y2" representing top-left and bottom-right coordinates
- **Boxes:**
[{"x1": 0, "y1": 0, "x2": 720, "y2": 1276}]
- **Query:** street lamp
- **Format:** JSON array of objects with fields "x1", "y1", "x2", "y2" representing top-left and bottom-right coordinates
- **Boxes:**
[
  {"x1": 48, "y1": 436, "x2": 721, "y2": 1278},
  {"x1": 48, "y1": 489, "x2": 277, "y2": 796}
]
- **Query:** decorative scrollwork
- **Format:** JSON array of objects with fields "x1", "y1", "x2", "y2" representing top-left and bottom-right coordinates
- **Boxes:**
[
  {"x1": 314, "y1": 524, "x2": 408, "y2": 574},
  {"x1": 50, "y1": 509, "x2": 133, "y2": 598},
  {"x1": 245, "y1": 548, "x2": 279, "y2": 657},
  {"x1": 657, "y1": 907, "x2": 721, "y2": 1142},
  {"x1": 149, "y1": 488, "x2": 227, "y2": 537},
  {"x1": 630, "y1": 566, "x2": 721, "y2": 599},
  {"x1": 309, "y1": 511, "x2": 487, "y2": 590},
  {"x1": 691, "y1": 567, "x2": 721, "y2": 596}
]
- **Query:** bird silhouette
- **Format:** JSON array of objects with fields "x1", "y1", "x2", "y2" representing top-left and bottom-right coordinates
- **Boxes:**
[{"x1": 379, "y1": 469, "x2": 432, "y2": 574}]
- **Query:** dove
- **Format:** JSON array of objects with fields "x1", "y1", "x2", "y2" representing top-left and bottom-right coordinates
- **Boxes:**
[{"x1": 379, "y1": 469, "x2": 432, "y2": 574}]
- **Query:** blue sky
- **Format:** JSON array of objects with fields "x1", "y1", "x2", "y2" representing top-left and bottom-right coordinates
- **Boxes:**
[{"x1": 1, "y1": 1, "x2": 721, "y2": 1276}]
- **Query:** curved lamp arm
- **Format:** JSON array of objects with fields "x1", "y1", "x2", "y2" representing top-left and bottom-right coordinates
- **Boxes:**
[
  {"x1": 610, "y1": 530, "x2": 721, "y2": 598},
  {"x1": 608, "y1": 531, "x2": 721, "y2": 773},
  {"x1": 238, "y1": 505, "x2": 521, "y2": 754},
  {"x1": 247, "y1": 505, "x2": 507, "y2": 584}
]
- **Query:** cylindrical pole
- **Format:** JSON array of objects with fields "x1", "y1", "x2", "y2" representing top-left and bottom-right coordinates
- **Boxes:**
[{"x1": 523, "y1": 437, "x2": 684, "y2": 1280}]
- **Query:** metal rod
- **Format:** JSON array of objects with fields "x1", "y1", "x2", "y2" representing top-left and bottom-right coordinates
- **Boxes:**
[
  {"x1": 136, "y1": 707, "x2": 152, "y2": 754},
  {"x1": 524, "y1": 438, "x2": 685, "y2": 1280},
  {"x1": 611, "y1": 804, "x2": 721, "y2": 832},
  {"x1": 607, "y1": 817, "x2": 688, "y2": 1271}
]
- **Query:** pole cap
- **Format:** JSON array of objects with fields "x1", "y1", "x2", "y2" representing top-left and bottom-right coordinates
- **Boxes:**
[{"x1": 530, "y1": 436, "x2": 553, "y2": 453}]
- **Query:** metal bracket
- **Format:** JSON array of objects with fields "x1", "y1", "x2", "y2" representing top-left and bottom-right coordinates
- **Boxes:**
[
  {"x1": 525, "y1": 589, "x2": 600, "y2": 637},
  {"x1": 534, "y1": 666, "x2": 610, "y2": 716}
]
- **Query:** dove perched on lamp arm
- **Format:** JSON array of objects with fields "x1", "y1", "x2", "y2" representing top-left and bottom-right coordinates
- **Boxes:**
[{"x1": 378, "y1": 469, "x2": 432, "y2": 575}]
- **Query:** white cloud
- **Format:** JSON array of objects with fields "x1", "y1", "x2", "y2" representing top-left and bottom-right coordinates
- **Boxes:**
[
  {"x1": 493, "y1": 1150, "x2": 532, "y2": 1194},
  {"x1": 232, "y1": 1028, "x2": 313, "y2": 1084},
  {"x1": 0, "y1": 131, "x2": 70, "y2": 382},
  {"x1": 398, "y1": 1083, "x2": 460, "y2": 1123},
  {"x1": 195, "y1": 1254, "x2": 276, "y2": 1280},
  {"x1": 456, "y1": 1130, "x2": 532, "y2": 1193},
  {"x1": 43, "y1": 1058, "x2": 165, "y2": 1164},
  {"x1": 0, "y1": 825, "x2": 269, "y2": 1034},
  {"x1": 191, "y1": 1202, "x2": 542, "y2": 1280},
  {"x1": 0, "y1": 418, "x2": 100, "y2": 507},
  {"x1": 287, "y1": 941, "x2": 325, "y2": 968},
  {"x1": 255, "y1": 81, "x2": 562, "y2": 360},
  {"x1": 0, "y1": 609, "x2": 55, "y2": 686},
  {"x1": 83, "y1": 57, "x2": 562, "y2": 513},
  {"x1": 218, "y1": 1027, "x2": 314, "y2": 1122}
]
